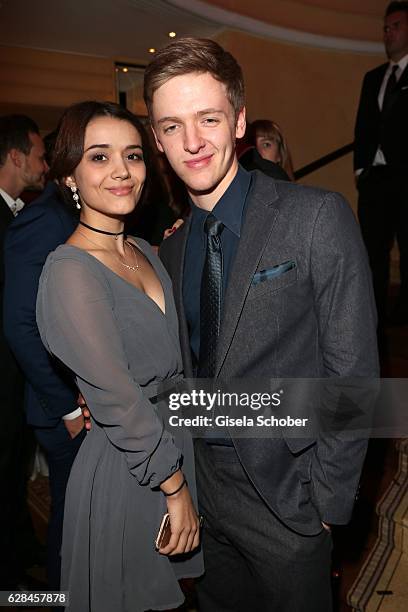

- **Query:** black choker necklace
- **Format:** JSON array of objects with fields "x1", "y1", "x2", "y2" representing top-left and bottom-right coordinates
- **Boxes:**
[{"x1": 79, "y1": 220, "x2": 125, "y2": 237}]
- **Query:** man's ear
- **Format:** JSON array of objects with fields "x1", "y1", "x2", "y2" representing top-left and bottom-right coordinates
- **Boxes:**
[
  {"x1": 9, "y1": 148, "x2": 24, "y2": 168},
  {"x1": 235, "y1": 107, "x2": 246, "y2": 140},
  {"x1": 150, "y1": 125, "x2": 164, "y2": 153}
]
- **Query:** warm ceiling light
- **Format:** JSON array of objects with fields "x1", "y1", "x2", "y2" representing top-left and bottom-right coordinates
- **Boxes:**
[
  {"x1": 149, "y1": 48, "x2": 156, "y2": 53},
  {"x1": 168, "y1": 31, "x2": 176, "y2": 38},
  {"x1": 122, "y1": 67, "x2": 128, "y2": 73}
]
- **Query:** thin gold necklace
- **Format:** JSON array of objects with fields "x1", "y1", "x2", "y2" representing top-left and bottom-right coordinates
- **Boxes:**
[
  {"x1": 119, "y1": 242, "x2": 140, "y2": 272},
  {"x1": 76, "y1": 230, "x2": 141, "y2": 272}
]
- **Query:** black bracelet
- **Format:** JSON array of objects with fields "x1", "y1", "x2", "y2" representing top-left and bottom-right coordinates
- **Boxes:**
[{"x1": 164, "y1": 477, "x2": 187, "y2": 497}]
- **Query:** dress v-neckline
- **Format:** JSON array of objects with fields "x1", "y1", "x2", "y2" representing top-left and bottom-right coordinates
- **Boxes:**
[{"x1": 60, "y1": 242, "x2": 167, "y2": 317}]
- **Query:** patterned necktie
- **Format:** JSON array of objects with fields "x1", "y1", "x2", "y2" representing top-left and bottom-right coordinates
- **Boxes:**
[
  {"x1": 382, "y1": 64, "x2": 398, "y2": 113},
  {"x1": 198, "y1": 214, "x2": 224, "y2": 378}
]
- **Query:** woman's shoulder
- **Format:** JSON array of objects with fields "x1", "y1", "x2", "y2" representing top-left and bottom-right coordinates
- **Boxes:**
[
  {"x1": 46, "y1": 243, "x2": 97, "y2": 264},
  {"x1": 38, "y1": 244, "x2": 114, "y2": 317},
  {"x1": 42, "y1": 244, "x2": 108, "y2": 283}
]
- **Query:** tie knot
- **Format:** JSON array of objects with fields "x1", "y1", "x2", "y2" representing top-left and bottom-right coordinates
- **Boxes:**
[
  {"x1": 204, "y1": 214, "x2": 224, "y2": 237},
  {"x1": 388, "y1": 64, "x2": 399, "y2": 82}
]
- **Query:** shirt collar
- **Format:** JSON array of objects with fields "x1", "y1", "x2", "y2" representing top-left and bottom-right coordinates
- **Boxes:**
[
  {"x1": 0, "y1": 187, "x2": 25, "y2": 217},
  {"x1": 190, "y1": 165, "x2": 252, "y2": 238},
  {"x1": 390, "y1": 53, "x2": 408, "y2": 73}
]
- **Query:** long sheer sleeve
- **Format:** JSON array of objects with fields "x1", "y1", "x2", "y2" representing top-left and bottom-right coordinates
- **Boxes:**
[{"x1": 36, "y1": 250, "x2": 181, "y2": 487}]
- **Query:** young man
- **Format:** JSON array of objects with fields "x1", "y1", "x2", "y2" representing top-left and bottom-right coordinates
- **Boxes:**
[
  {"x1": 354, "y1": 1, "x2": 408, "y2": 327},
  {"x1": 0, "y1": 114, "x2": 48, "y2": 588},
  {"x1": 144, "y1": 38, "x2": 379, "y2": 611}
]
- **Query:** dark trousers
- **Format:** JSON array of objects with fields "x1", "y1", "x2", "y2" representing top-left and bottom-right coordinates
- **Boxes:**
[
  {"x1": 357, "y1": 166, "x2": 408, "y2": 325},
  {"x1": 0, "y1": 360, "x2": 36, "y2": 588},
  {"x1": 195, "y1": 441, "x2": 333, "y2": 612},
  {"x1": 34, "y1": 422, "x2": 85, "y2": 591}
]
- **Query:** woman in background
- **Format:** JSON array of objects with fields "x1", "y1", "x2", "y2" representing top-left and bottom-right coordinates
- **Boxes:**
[
  {"x1": 239, "y1": 119, "x2": 295, "y2": 181},
  {"x1": 252, "y1": 119, "x2": 295, "y2": 180},
  {"x1": 36, "y1": 101, "x2": 202, "y2": 611}
]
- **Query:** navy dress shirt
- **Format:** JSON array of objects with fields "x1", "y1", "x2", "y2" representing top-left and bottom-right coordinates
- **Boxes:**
[{"x1": 183, "y1": 165, "x2": 252, "y2": 364}]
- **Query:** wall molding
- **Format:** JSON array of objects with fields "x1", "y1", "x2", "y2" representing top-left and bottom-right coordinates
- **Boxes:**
[{"x1": 166, "y1": 0, "x2": 383, "y2": 54}]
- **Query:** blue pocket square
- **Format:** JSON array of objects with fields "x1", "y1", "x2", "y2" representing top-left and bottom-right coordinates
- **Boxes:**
[{"x1": 252, "y1": 261, "x2": 296, "y2": 285}]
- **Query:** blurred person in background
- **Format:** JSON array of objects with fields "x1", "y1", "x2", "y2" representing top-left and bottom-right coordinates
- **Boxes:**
[
  {"x1": 354, "y1": 1, "x2": 408, "y2": 331},
  {"x1": 0, "y1": 114, "x2": 48, "y2": 589},
  {"x1": 239, "y1": 119, "x2": 295, "y2": 181}
]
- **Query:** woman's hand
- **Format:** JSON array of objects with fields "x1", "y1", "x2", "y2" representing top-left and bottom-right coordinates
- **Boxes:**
[
  {"x1": 163, "y1": 218, "x2": 184, "y2": 240},
  {"x1": 159, "y1": 471, "x2": 200, "y2": 556},
  {"x1": 78, "y1": 393, "x2": 92, "y2": 431}
]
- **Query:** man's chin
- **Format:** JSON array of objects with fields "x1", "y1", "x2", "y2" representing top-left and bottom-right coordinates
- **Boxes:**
[
  {"x1": 186, "y1": 174, "x2": 225, "y2": 198},
  {"x1": 27, "y1": 179, "x2": 46, "y2": 191},
  {"x1": 183, "y1": 160, "x2": 237, "y2": 202},
  {"x1": 188, "y1": 184, "x2": 217, "y2": 197}
]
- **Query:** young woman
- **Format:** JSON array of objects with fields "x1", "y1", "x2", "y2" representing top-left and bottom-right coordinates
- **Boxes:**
[
  {"x1": 238, "y1": 119, "x2": 294, "y2": 181},
  {"x1": 250, "y1": 119, "x2": 295, "y2": 181},
  {"x1": 36, "y1": 101, "x2": 203, "y2": 611}
]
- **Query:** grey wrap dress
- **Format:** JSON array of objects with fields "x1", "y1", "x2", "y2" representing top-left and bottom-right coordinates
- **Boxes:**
[{"x1": 36, "y1": 240, "x2": 203, "y2": 611}]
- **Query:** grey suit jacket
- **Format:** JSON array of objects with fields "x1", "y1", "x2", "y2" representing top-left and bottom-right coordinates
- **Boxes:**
[{"x1": 160, "y1": 171, "x2": 379, "y2": 535}]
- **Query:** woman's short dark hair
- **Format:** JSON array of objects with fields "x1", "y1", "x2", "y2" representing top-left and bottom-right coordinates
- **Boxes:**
[{"x1": 50, "y1": 101, "x2": 153, "y2": 210}]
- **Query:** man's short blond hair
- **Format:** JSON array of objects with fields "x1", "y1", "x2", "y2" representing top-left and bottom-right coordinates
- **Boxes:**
[{"x1": 143, "y1": 38, "x2": 245, "y2": 120}]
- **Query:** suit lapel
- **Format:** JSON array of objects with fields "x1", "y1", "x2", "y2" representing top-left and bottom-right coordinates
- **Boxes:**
[
  {"x1": 398, "y1": 62, "x2": 408, "y2": 87},
  {"x1": 0, "y1": 195, "x2": 14, "y2": 285},
  {"x1": 379, "y1": 63, "x2": 408, "y2": 113},
  {"x1": 216, "y1": 174, "x2": 279, "y2": 376},
  {"x1": 376, "y1": 64, "x2": 388, "y2": 112},
  {"x1": 172, "y1": 215, "x2": 194, "y2": 377},
  {"x1": 0, "y1": 194, "x2": 14, "y2": 228}
]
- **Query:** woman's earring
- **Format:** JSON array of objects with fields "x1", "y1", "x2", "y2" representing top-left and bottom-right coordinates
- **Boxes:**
[{"x1": 70, "y1": 185, "x2": 81, "y2": 210}]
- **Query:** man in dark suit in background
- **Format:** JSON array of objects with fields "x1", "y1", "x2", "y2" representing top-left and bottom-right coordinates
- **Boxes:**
[
  {"x1": 1, "y1": 117, "x2": 85, "y2": 590},
  {"x1": 354, "y1": 1, "x2": 408, "y2": 328},
  {"x1": 144, "y1": 38, "x2": 379, "y2": 611},
  {"x1": 0, "y1": 114, "x2": 48, "y2": 588}
]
